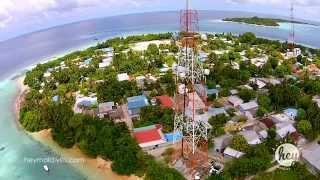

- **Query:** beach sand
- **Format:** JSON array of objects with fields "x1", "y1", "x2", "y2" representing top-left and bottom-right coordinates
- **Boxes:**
[{"x1": 14, "y1": 76, "x2": 141, "y2": 180}]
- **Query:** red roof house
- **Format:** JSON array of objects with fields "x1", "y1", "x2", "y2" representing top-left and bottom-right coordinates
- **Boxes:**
[
  {"x1": 260, "y1": 118, "x2": 275, "y2": 129},
  {"x1": 156, "y1": 96, "x2": 174, "y2": 109},
  {"x1": 133, "y1": 124, "x2": 166, "y2": 149}
]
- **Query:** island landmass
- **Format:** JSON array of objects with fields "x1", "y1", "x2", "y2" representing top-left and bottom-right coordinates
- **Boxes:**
[
  {"x1": 223, "y1": 16, "x2": 313, "y2": 27},
  {"x1": 18, "y1": 32, "x2": 320, "y2": 179}
]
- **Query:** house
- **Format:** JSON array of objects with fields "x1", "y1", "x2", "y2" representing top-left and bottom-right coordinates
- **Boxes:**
[
  {"x1": 74, "y1": 95, "x2": 98, "y2": 116},
  {"x1": 99, "y1": 47, "x2": 114, "y2": 54},
  {"x1": 260, "y1": 118, "x2": 275, "y2": 129},
  {"x1": 164, "y1": 132, "x2": 183, "y2": 143},
  {"x1": 275, "y1": 123, "x2": 296, "y2": 139},
  {"x1": 160, "y1": 64, "x2": 170, "y2": 73},
  {"x1": 312, "y1": 95, "x2": 320, "y2": 108},
  {"x1": 239, "y1": 130, "x2": 262, "y2": 145},
  {"x1": 208, "y1": 107, "x2": 228, "y2": 117},
  {"x1": 84, "y1": 58, "x2": 92, "y2": 65},
  {"x1": 127, "y1": 95, "x2": 149, "y2": 118},
  {"x1": 43, "y1": 72, "x2": 51, "y2": 78},
  {"x1": 156, "y1": 96, "x2": 174, "y2": 109},
  {"x1": 194, "y1": 84, "x2": 219, "y2": 99},
  {"x1": 213, "y1": 134, "x2": 232, "y2": 153},
  {"x1": 230, "y1": 89, "x2": 238, "y2": 95},
  {"x1": 194, "y1": 84, "x2": 207, "y2": 98},
  {"x1": 52, "y1": 95, "x2": 60, "y2": 103},
  {"x1": 239, "y1": 101, "x2": 258, "y2": 115},
  {"x1": 188, "y1": 92, "x2": 206, "y2": 114},
  {"x1": 99, "y1": 62, "x2": 110, "y2": 68},
  {"x1": 271, "y1": 113, "x2": 294, "y2": 124},
  {"x1": 133, "y1": 124, "x2": 166, "y2": 150},
  {"x1": 266, "y1": 78, "x2": 282, "y2": 86},
  {"x1": 200, "y1": 34, "x2": 208, "y2": 41},
  {"x1": 249, "y1": 78, "x2": 266, "y2": 89},
  {"x1": 251, "y1": 56, "x2": 268, "y2": 67},
  {"x1": 285, "y1": 48, "x2": 301, "y2": 58},
  {"x1": 206, "y1": 87, "x2": 219, "y2": 98},
  {"x1": 98, "y1": 102, "x2": 115, "y2": 117},
  {"x1": 228, "y1": 96, "x2": 244, "y2": 107},
  {"x1": 223, "y1": 147, "x2": 245, "y2": 158},
  {"x1": 283, "y1": 108, "x2": 298, "y2": 120},
  {"x1": 258, "y1": 130, "x2": 268, "y2": 139},
  {"x1": 136, "y1": 75, "x2": 146, "y2": 88},
  {"x1": 199, "y1": 52, "x2": 208, "y2": 62},
  {"x1": 117, "y1": 73, "x2": 129, "y2": 81},
  {"x1": 307, "y1": 64, "x2": 320, "y2": 76},
  {"x1": 290, "y1": 132, "x2": 307, "y2": 146},
  {"x1": 302, "y1": 143, "x2": 320, "y2": 174}
]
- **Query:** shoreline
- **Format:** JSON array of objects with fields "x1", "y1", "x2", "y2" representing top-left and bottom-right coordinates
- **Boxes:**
[{"x1": 13, "y1": 76, "x2": 140, "y2": 180}]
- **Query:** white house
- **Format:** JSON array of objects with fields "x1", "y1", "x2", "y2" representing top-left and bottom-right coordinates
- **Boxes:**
[
  {"x1": 213, "y1": 134, "x2": 232, "y2": 153},
  {"x1": 228, "y1": 96, "x2": 244, "y2": 107},
  {"x1": 271, "y1": 113, "x2": 295, "y2": 124},
  {"x1": 251, "y1": 56, "x2": 268, "y2": 67},
  {"x1": 239, "y1": 130, "x2": 262, "y2": 145},
  {"x1": 239, "y1": 101, "x2": 259, "y2": 114},
  {"x1": 275, "y1": 123, "x2": 296, "y2": 139},
  {"x1": 117, "y1": 73, "x2": 129, "y2": 81},
  {"x1": 223, "y1": 147, "x2": 245, "y2": 158},
  {"x1": 302, "y1": 143, "x2": 320, "y2": 173}
]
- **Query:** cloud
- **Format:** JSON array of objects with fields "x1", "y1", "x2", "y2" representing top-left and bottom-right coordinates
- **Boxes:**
[
  {"x1": 227, "y1": 0, "x2": 320, "y2": 7},
  {"x1": 0, "y1": 0, "x2": 146, "y2": 28}
]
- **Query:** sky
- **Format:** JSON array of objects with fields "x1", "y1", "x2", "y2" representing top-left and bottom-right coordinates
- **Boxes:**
[{"x1": 0, "y1": 0, "x2": 319, "y2": 41}]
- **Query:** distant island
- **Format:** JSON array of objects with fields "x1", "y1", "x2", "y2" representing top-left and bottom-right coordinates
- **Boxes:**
[{"x1": 223, "y1": 16, "x2": 310, "y2": 27}]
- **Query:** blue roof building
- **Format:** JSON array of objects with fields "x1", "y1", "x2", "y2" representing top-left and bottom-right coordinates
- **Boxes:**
[
  {"x1": 199, "y1": 52, "x2": 208, "y2": 62},
  {"x1": 84, "y1": 58, "x2": 92, "y2": 65},
  {"x1": 284, "y1": 108, "x2": 298, "y2": 120},
  {"x1": 165, "y1": 132, "x2": 183, "y2": 143},
  {"x1": 208, "y1": 107, "x2": 227, "y2": 116},
  {"x1": 206, "y1": 87, "x2": 219, "y2": 95},
  {"x1": 127, "y1": 95, "x2": 149, "y2": 118},
  {"x1": 52, "y1": 95, "x2": 60, "y2": 102},
  {"x1": 100, "y1": 47, "x2": 114, "y2": 53}
]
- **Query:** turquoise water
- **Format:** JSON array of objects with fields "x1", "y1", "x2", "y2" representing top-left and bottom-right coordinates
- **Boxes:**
[
  {"x1": 0, "y1": 11, "x2": 319, "y2": 180},
  {"x1": 0, "y1": 79, "x2": 85, "y2": 180}
]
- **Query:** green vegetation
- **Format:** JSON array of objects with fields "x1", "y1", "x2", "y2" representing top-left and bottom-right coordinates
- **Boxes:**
[
  {"x1": 20, "y1": 31, "x2": 320, "y2": 179},
  {"x1": 208, "y1": 114, "x2": 229, "y2": 137},
  {"x1": 223, "y1": 16, "x2": 310, "y2": 27},
  {"x1": 21, "y1": 33, "x2": 184, "y2": 179},
  {"x1": 134, "y1": 106, "x2": 174, "y2": 133},
  {"x1": 230, "y1": 134, "x2": 250, "y2": 152},
  {"x1": 254, "y1": 163, "x2": 318, "y2": 180},
  {"x1": 224, "y1": 144, "x2": 272, "y2": 178}
]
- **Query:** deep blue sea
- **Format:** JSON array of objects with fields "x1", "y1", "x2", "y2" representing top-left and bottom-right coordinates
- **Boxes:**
[{"x1": 0, "y1": 11, "x2": 319, "y2": 180}]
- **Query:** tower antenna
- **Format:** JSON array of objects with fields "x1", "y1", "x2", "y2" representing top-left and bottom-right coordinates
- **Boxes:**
[
  {"x1": 289, "y1": 1, "x2": 295, "y2": 51},
  {"x1": 173, "y1": 0, "x2": 210, "y2": 177}
]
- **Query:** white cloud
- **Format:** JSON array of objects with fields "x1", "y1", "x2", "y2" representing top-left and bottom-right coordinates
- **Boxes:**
[
  {"x1": 227, "y1": 0, "x2": 320, "y2": 7},
  {"x1": 0, "y1": 0, "x2": 146, "y2": 28}
]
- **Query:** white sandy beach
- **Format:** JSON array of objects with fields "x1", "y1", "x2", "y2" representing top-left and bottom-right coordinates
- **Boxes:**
[{"x1": 14, "y1": 76, "x2": 141, "y2": 180}]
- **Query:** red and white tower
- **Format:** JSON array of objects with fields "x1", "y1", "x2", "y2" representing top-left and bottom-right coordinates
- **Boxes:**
[
  {"x1": 288, "y1": 1, "x2": 295, "y2": 51},
  {"x1": 173, "y1": 0, "x2": 210, "y2": 173}
]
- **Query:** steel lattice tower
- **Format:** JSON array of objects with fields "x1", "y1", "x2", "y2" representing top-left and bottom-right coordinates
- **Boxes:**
[
  {"x1": 173, "y1": 0, "x2": 210, "y2": 170},
  {"x1": 288, "y1": 1, "x2": 295, "y2": 52}
]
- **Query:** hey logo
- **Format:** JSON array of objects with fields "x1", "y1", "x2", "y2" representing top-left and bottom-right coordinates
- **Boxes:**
[{"x1": 275, "y1": 143, "x2": 300, "y2": 167}]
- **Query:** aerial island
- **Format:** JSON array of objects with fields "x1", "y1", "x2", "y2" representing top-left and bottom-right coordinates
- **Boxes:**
[
  {"x1": 223, "y1": 16, "x2": 310, "y2": 27},
  {"x1": 19, "y1": 32, "x2": 320, "y2": 179}
]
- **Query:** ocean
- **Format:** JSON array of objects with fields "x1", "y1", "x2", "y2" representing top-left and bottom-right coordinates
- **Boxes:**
[{"x1": 0, "y1": 11, "x2": 319, "y2": 180}]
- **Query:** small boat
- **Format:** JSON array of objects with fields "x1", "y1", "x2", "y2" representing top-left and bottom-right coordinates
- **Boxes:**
[{"x1": 43, "y1": 165, "x2": 49, "y2": 172}]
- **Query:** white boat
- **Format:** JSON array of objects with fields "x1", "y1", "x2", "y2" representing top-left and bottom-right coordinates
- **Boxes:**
[{"x1": 43, "y1": 165, "x2": 49, "y2": 172}]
